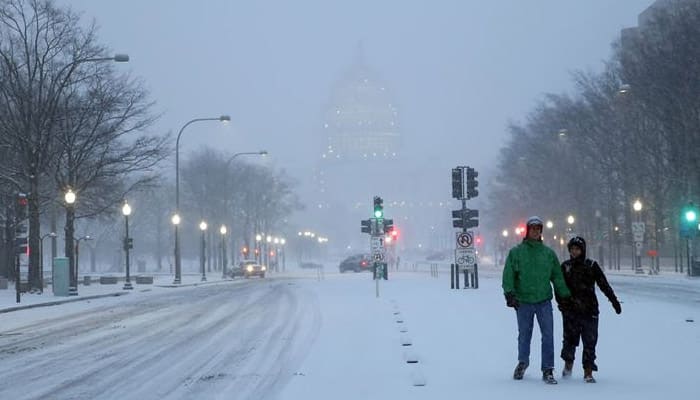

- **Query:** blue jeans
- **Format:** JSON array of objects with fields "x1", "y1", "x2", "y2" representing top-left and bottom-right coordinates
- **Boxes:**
[{"x1": 516, "y1": 300, "x2": 554, "y2": 371}]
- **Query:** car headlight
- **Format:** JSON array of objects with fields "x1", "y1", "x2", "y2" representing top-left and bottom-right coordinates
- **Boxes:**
[
  {"x1": 261, "y1": 266, "x2": 266, "y2": 271},
  {"x1": 247, "y1": 266, "x2": 254, "y2": 272}
]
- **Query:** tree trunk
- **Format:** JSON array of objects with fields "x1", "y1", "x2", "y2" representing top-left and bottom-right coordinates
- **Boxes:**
[{"x1": 28, "y1": 175, "x2": 41, "y2": 291}]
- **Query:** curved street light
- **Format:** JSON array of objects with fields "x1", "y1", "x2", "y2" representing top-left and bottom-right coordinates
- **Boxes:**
[
  {"x1": 122, "y1": 201, "x2": 133, "y2": 290},
  {"x1": 220, "y1": 225, "x2": 228, "y2": 278},
  {"x1": 199, "y1": 221, "x2": 208, "y2": 282},
  {"x1": 173, "y1": 115, "x2": 230, "y2": 284},
  {"x1": 64, "y1": 188, "x2": 78, "y2": 296}
]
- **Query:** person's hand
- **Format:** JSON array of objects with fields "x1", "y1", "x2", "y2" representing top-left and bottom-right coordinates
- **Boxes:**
[
  {"x1": 611, "y1": 298, "x2": 622, "y2": 314},
  {"x1": 505, "y1": 292, "x2": 519, "y2": 309},
  {"x1": 557, "y1": 296, "x2": 573, "y2": 312}
]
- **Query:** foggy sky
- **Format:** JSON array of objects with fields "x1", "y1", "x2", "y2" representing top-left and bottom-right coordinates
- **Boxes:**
[{"x1": 59, "y1": 0, "x2": 653, "y2": 207}]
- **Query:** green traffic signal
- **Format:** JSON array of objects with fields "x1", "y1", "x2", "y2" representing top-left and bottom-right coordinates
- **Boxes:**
[
  {"x1": 373, "y1": 196, "x2": 383, "y2": 219},
  {"x1": 680, "y1": 202, "x2": 699, "y2": 238}
]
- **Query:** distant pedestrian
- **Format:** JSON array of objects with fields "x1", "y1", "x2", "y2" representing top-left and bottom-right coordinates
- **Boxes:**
[
  {"x1": 502, "y1": 216, "x2": 572, "y2": 384},
  {"x1": 559, "y1": 236, "x2": 622, "y2": 383}
]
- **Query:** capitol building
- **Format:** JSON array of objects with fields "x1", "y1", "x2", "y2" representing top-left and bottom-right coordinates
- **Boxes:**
[{"x1": 311, "y1": 49, "x2": 453, "y2": 253}]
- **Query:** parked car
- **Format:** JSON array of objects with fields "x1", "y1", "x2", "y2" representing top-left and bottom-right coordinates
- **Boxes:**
[
  {"x1": 339, "y1": 254, "x2": 371, "y2": 273},
  {"x1": 229, "y1": 259, "x2": 266, "y2": 279}
]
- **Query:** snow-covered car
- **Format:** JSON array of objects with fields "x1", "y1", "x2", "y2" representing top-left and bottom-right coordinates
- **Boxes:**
[
  {"x1": 229, "y1": 260, "x2": 266, "y2": 279},
  {"x1": 339, "y1": 254, "x2": 371, "y2": 273},
  {"x1": 242, "y1": 260, "x2": 266, "y2": 278}
]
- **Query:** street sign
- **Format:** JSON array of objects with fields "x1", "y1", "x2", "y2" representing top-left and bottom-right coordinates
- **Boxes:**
[
  {"x1": 373, "y1": 252, "x2": 384, "y2": 261},
  {"x1": 456, "y1": 231, "x2": 474, "y2": 248},
  {"x1": 371, "y1": 237, "x2": 383, "y2": 252},
  {"x1": 455, "y1": 248, "x2": 476, "y2": 266},
  {"x1": 632, "y1": 222, "x2": 645, "y2": 242},
  {"x1": 635, "y1": 242, "x2": 643, "y2": 249}
]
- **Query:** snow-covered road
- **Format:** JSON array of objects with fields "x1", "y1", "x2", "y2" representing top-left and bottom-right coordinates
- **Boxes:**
[{"x1": 0, "y1": 279, "x2": 320, "y2": 400}]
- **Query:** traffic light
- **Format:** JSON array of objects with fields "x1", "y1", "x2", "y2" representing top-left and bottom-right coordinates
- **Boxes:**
[
  {"x1": 452, "y1": 208, "x2": 479, "y2": 229},
  {"x1": 451, "y1": 168, "x2": 464, "y2": 199},
  {"x1": 361, "y1": 219, "x2": 371, "y2": 234},
  {"x1": 373, "y1": 196, "x2": 383, "y2": 219},
  {"x1": 383, "y1": 219, "x2": 394, "y2": 234},
  {"x1": 390, "y1": 228, "x2": 399, "y2": 240},
  {"x1": 16, "y1": 193, "x2": 28, "y2": 222},
  {"x1": 680, "y1": 202, "x2": 699, "y2": 238},
  {"x1": 15, "y1": 237, "x2": 28, "y2": 255},
  {"x1": 242, "y1": 247, "x2": 249, "y2": 255},
  {"x1": 466, "y1": 167, "x2": 479, "y2": 199}
]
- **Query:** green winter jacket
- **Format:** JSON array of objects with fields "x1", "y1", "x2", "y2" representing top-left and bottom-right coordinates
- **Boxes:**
[{"x1": 502, "y1": 239, "x2": 571, "y2": 304}]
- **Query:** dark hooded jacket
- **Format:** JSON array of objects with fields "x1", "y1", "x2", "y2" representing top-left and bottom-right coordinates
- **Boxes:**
[{"x1": 560, "y1": 238, "x2": 618, "y2": 316}]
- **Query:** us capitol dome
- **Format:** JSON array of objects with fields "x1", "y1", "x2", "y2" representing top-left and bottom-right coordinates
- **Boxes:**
[{"x1": 319, "y1": 53, "x2": 400, "y2": 161}]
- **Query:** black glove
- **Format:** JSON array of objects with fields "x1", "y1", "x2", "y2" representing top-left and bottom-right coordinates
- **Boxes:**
[
  {"x1": 611, "y1": 298, "x2": 622, "y2": 314},
  {"x1": 505, "y1": 292, "x2": 519, "y2": 309},
  {"x1": 557, "y1": 296, "x2": 573, "y2": 313}
]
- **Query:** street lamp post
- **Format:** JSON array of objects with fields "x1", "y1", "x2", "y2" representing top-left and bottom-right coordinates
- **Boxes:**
[
  {"x1": 566, "y1": 215, "x2": 575, "y2": 239},
  {"x1": 40, "y1": 232, "x2": 56, "y2": 292},
  {"x1": 220, "y1": 225, "x2": 228, "y2": 278},
  {"x1": 174, "y1": 115, "x2": 231, "y2": 284},
  {"x1": 64, "y1": 189, "x2": 77, "y2": 296},
  {"x1": 199, "y1": 221, "x2": 208, "y2": 282},
  {"x1": 171, "y1": 213, "x2": 181, "y2": 283},
  {"x1": 255, "y1": 234, "x2": 262, "y2": 264},
  {"x1": 74, "y1": 235, "x2": 92, "y2": 288},
  {"x1": 122, "y1": 201, "x2": 133, "y2": 290},
  {"x1": 266, "y1": 235, "x2": 272, "y2": 269},
  {"x1": 633, "y1": 199, "x2": 643, "y2": 273}
]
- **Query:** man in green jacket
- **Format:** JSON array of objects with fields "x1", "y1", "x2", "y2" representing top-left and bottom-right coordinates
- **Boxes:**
[{"x1": 502, "y1": 216, "x2": 571, "y2": 384}]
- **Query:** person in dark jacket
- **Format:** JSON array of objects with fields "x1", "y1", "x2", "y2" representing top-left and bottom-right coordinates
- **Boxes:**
[
  {"x1": 559, "y1": 236, "x2": 622, "y2": 383},
  {"x1": 503, "y1": 216, "x2": 571, "y2": 385}
]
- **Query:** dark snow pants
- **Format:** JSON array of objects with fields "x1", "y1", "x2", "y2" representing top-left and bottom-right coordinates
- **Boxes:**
[{"x1": 560, "y1": 312, "x2": 599, "y2": 371}]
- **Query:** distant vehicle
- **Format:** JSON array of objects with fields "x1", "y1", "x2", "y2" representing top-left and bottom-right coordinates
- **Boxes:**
[
  {"x1": 426, "y1": 252, "x2": 447, "y2": 261},
  {"x1": 300, "y1": 262, "x2": 323, "y2": 269},
  {"x1": 230, "y1": 259, "x2": 266, "y2": 279},
  {"x1": 339, "y1": 254, "x2": 371, "y2": 273}
]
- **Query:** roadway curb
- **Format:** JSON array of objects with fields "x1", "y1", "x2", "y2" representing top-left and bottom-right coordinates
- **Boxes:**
[
  {"x1": 0, "y1": 291, "x2": 130, "y2": 314},
  {"x1": 154, "y1": 278, "x2": 237, "y2": 288}
]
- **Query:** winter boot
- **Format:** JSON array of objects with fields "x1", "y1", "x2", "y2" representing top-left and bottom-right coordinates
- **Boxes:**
[
  {"x1": 583, "y1": 367, "x2": 596, "y2": 383},
  {"x1": 513, "y1": 362, "x2": 528, "y2": 380},
  {"x1": 562, "y1": 361, "x2": 573, "y2": 378},
  {"x1": 542, "y1": 368, "x2": 558, "y2": 385}
]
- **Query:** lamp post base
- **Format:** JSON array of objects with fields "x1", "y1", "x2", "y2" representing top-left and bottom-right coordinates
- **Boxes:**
[
  {"x1": 68, "y1": 286, "x2": 78, "y2": 296},
  {"x1": 123, "y1": 282, "x2": 133, "y2": 290},
  {"x1": 173, "y1": 278, "x2": 181, "y2": 284},
  {"x1": 201, "y1": 276, "x2": 207, "y2": 282}
]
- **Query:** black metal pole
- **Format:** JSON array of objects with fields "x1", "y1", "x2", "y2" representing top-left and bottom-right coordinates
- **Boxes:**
[
  {"x1": 201, "y1": 231, "x2": 207, "y2": 281},
  {"x1": 451, "y1": 264, "x2": 455, "y2": 289},
  {"x1": 687, "y1": 238, "x2": 691, "y2": 276},
  {"x1": 15, "y1": 254, "x2": 20, "y2": 303},
  {"x1": 124, "y1": 215, "x2": 133, "y2": 290},
  {"x1": 66, "y1": 206, "x2": 77, "y2": 296},
  {"x1": 455, "y1": 264, "x2": 460, "y2": 289}
]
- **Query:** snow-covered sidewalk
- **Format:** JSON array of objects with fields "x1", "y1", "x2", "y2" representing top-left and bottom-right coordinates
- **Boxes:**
[
  {"x1": 279, "y1": 268, "x2": 700, "y2": 400},
  {"x1": 0, "y1": 273, "x2": 233, "y2": 313}
]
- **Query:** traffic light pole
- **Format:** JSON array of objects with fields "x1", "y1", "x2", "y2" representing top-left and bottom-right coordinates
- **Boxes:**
[{"x1": 687, "y1": 238, "x2": 692, "y2": 276}]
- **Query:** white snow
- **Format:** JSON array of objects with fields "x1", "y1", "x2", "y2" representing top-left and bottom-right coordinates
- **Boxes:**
[
  {"x1": 278, "y1": 266, "x2": 700, "y2": 400},
  {"x1": 2, "y1": 266, "x2": 699, "y2": 399}
]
